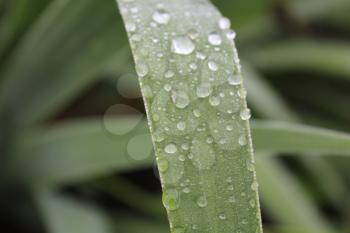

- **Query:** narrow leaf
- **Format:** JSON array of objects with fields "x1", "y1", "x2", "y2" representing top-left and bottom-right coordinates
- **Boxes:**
[{"x1": 116, "y1": 0, "x2": 263, "y2": 232}]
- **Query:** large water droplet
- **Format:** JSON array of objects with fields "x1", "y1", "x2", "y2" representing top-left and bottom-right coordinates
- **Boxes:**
[
  {"x1": 165, "y1": 143, "x2": 177, "y2": 154},
  {"x1": 208, "y1": 32, "x2": 222, "y2": 45},
  {"x1": 162, "y1": 189, "x2": 180, "y2": 211},
  {"x1": 171, "y1": 36, "x2": 195, "y2": 55},
  {"x1": 218, "y1": 17, "x2": 231, "y2": 30},
  {"x1": 152, "y1": 9, "x2": 170, "y2": 24},
  {"x1": 196, "y1": 83, "x2": 211, "y2": 98},
  {"x1": 196, "y1": 195, "x2": 208, "y2": 208}
]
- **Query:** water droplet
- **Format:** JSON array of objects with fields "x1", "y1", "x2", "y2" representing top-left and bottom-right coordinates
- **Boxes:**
[
  {"x1": 251, "y1": 181, "x2": 259, "y2": 191},
  {"x1": 208, "y1": 32, "x2": 222, "y2": 45},
  {"x1": 208, "y1": 61, "x2": 218, "y2": 71},
  {"x1": 206, "y1": 137, "x2": 213, "y2": 144},
  {"x1": 164, "y1": 84, "x2": 172, "y2": 91},
  {"x1": 178, "y1": 154, "x2": 186, "y2": 161},
  {"x1": 192, "y1": 224, "x2": 198, "y2": 230},
  {"x1": 226, "y1": 125, "x2": 233, "y2": 131},
  {"x1": 196, "y1": 52, "x2": 206, "y2": 60},
  {"x1": 142, "y1": 85, "x2": 153, "y2": 98},
  {"x1": 226, "y1": 29, "x2": 237, "y2": 40},
  {"x1": 219, "y1": 213, "x2": 226, "y2": 220},
  {"x1": 196, "y1": 83, "x2": 211, "y2": 98},
  {"x1": 177, "y1": 121, "x2": 186, "y2": 131},
  {"x1": 152, "y1": 9, "x2": 170, "y2": 24},
  {"x1": 182, "y1": 187, "x2": 190, "y2": 193},
  {"x1": 196, "y1": 195, "x2": 208, "y2": 208},
  {"x1": 162, "y1": 189, "x2": 180, "y2": 211},
  {"x1": 190, "y1": 62, "x2": 198, "y2": 70},
  {"x1": 171, "y1": 90, "x2": 190, "y2": 109},
  {"x1": 165, "y1": 143, "x2": 177, "y2": 154},
  {"x1": 171, "y1": 36, "x2": 195, "y2": 55},
  {"x1": 158, "y1": 159, "x2": 169, "y2": 173},
  {"x1": 209, "y1": 96, "x2": 221, "y2": 106},
  {"x1": 249, "y1": 199, "x2": 256, "y2": 208},
  {"x1": 240, "y1": 108, "x2": 251, "y2": 120},
  {"x1": 188, "y1": 28, "x2": 199, "y2": 40},
  {"x1": 193, "y1": 109, "x2": 201, "y2": 117},
  {"x1": 165, "y1": 70, "x2": 175, "y2": 78},
  {"x1": 125, "y1": 21, "x2": 136, "y2": 32},
  {"x1": 238, "y1": 135, "x2": 247, "y2": 146},
  {"x1": 218, "y1": 17, "x2": 231, "y2": 30},
  {"x1": 228, "y1": 195, "x2": 236, "y2": 203},
  {"x1": 135, "y1": 62, "x2": 149, "y2": 77},
  {"x1": 227, "y1": 185, "x2": 234, "y2": 191},
  {"x1": 181, "y1": 143, "x2": 189, "y2": 150},
  {"x1": 228, "y1": 74, "x2": 242, "y2": 85}
]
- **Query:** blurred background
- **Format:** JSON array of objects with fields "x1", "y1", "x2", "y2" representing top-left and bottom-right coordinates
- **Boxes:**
[{"x1": 0, "y1": 0, "x2": 350, "y2": 232}]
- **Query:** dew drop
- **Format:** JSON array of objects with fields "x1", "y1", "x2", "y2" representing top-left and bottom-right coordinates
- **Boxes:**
[
  {"x1": 228, "y1": 74, "x2": 242, "y2": 85},
  {"x1": 193, "y1": 109, "x2": 201, "y2": 117},
  {"x1": 158, "y1": 159, "x2": 169, "y2": 173},
  {"x1": 238, "y1": 135, "x2": 247, "y2": 146},
  {"x1": 196, "y1": 52, "x2": 206, "y2": 60},
  {"x1": 162, "y1": 189, "x2": 180, "y2": 211},
  {"x1": 209, "y1": 96, "x2": 220, "y2": 106},
  {"x1": 196, "y1": 195, "x2": 208, "y2": 208},
  {"x1": 135, "y1": 62, "x2": 149, "y2": 77},
  {"x1": 165, "y1": 70, "x2": 175, "y2": 78},
  {"x1": 171, "y1": 36, "x2": 195, "y2": 55},
  {"x1": 219, "y1": 213, "x2": 226, "y2": 220},
  {"x1": 190, "y1": 62, "x2": 198, "y2": 70},
  {"x1": 228, "y1": 195, "x2": 236, "y2": 203},
  {"x1": 177, "y1": 121, "x2": 186, "y2": 131},
  {"x1": 182, "y1": 187, "x2": 190, "y2": 193},
  {"x1": 142, "y1": 85, "x2": 153, "y2": 98},
  {"x1": 165, "y1": 143, "x2": 177, "y2": 154},
  {"x1": 249, "y1": 199, "x2": 256, "y2": 208},
  {"x1": 152, "y1": 9, "x2": 170, "y2": 24},
  {"x1": 226, "y1": 29, "x2": 237, "y2": 40},
  {"x1": 164, "y1": 84, "x2": 172, "y2": 91},
  {"x1": 208, "y1": 61, "x2": 218, "y2": 71},
  {"x1": 172, "y1": 227, "x2": 185, "y2": 233},
  {"x1": 251, "y1": 181, "x2": 259, "y2": 191},
  {"x1": 208, "y1": 32, "x2": 222, "y2": 45},
  {"x1": 125, "y1": 21, "x2": 136, "y2": 32},
  {"x1": 226, "y1": 125, "x2": 233, "y2": 131},
  {"x1": 196, "y1": 83, "x2": 211, "y2": 98},
  {"x1": 171, "y1": 90, "x2": 190, "y2": 109},
  {"x1": 181, "y1": 143, "x2": 189, "y2": 150},
  {"x1": 240, "y1": 108, "x2": 251, "y2": 120},
  {"x1": 218, "y1": 17, "x2": 231, "y2": 30}
]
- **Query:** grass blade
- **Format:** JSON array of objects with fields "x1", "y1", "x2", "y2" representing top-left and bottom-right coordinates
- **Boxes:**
[{"x1": 116, "y1": 0, "x2": 263, "y2": 232}]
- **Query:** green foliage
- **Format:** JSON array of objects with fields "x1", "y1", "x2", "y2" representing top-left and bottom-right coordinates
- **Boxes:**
[{"x1": 0, "y1": 0, "x2": 350, "y2": 233}]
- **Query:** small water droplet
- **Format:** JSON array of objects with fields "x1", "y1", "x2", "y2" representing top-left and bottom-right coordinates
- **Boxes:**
[
  {"x1": 125, "y1": 21, "x2": 136, "y2": 32},
  {"x1": 135, "y1": 62, "x2": 149, "y2": 77},
  {"x1": 208, "y1": 61, "x2": 218, "y2": 71},
  {"x1": 196, "y1": 83, "x2": 211, "y2": 98},
  {"x1": 142, "y1": 85, "x2": 153, "y2": 98},
  {"x1": 152, "y1": 9, "x2": 170, "y2": 24},
  {"x1": 182, "y1": 187, "x2": 190, "y2": 193},
  {"x1": 251, "y1": 181, "x2": 259, "y2": 191},
  {"x1": 171, "y1": 36, "x2": 195, "y2": 55},
  {"x1": 218, "y1": 17, "x2": 231, "y2": 30},
  {"x1": 190, "y1": 62, "x2": 198, "y2": 70},
  {"x1": 206, "y1": 137, "x2": 213, "y2": 144},
  {"x1": 249, "y1": 199, "x2": 256, "y2": 208},
  {"x1": 193, "y1": 109, "x2": 201, "y2": 117},
  {"x1": 164, "y1": 84, "x2": 172, "y2": 91},
  {"x1": 188, "y1": 28, "x2": 199, "y2": 40},
  {"x1": 162, "y1": 189, "x2": 180, "y2": 211},
  {"x1": 228, "y1": 74, "x2": 242, "y2": 85},
  {"x1": 158, "y1": 159, "x2": 169, "y2": 173},
  {"x1": 240, "y1": 108, "x2": 251, "y2": 120},
  {"x1": 208, "y1": 32, "x2": 222, "y2": 45},
  {"x1": 177, "y1": 121, "x2": 186, "y2": 131},
  {"x1": 172, "y1": 227, "x2": 185, "y2": 233},
  {"x1": 181, "y1": 143, "x2": 189, "y2": 150},
  {"x1": 178, "y1": 154, "x2": 186, "y2": 161},
  {"x1": 196, "y1": 195, "x2": 208, "y2": 208},
  {"x1": 165, "y1": 143, "x2": 177, "y2": 154},
  {"x1": 192, "y1": 224, "x2": 198, "y2": 230},
  {"x1": 226, "y1": 29, "x2": 237, "y2": 40},
  {"x1": 228, "y1": 195, "x2": 236, "y2": 203},
  {"x1": 165, "y1": 70, "x2": 175, "y2": 78},
  {"x1": 226, "y1": 125, "x2": 233, "y2": 131},
  {"x1": 219, "y1": 213, "x2": 226, "y2": 220},
  {"x1": 238, "y1": 135, "x2": 247, "y2": 146},
  {"x1": 227, "y1": 185, "x2": 234, "y2": 191},
  {"x1": 196, "y1": 52, "x2": 206, "y2": 60},
  {"x1": 209, "y1": 96, "x2": 220, "y2": 106}
]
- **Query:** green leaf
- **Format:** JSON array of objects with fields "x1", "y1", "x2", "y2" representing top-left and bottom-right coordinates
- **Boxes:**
[
  {"x1": 14, "y1": 116, "x2": 152, "y2": 186},
  {"x1": 0, "y1": 0, "x2": 128, "y2": 126},
  {"x1": 252, "y1": 120, "x2": 350, "y2": 155},
  {"x1": 116, "y1": 0, "x2": 263, "y2": 232},
  {"x1": 35, "y1": 189, "x2": 114, "y2": 233},
  {"x1": 250, "y1": 40, "x2": 350, "y2": 80}
]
